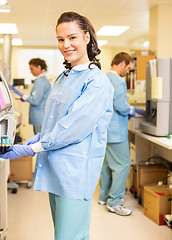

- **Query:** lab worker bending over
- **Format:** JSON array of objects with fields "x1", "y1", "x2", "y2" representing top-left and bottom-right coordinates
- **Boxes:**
[
  {"x1": 10, "y1": 58, "x2": 51, "y2": 134},
  {"x1": 99, "y1": 52, "x2": 135, "y2": 216},
  {"x1": 1, "y1": 12, "x2": 114, "y2": 240}
]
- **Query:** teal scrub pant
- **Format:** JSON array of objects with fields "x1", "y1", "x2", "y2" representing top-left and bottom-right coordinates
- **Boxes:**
[
  {"x1": 99, "y1": 141, "x2": 131, "y2": 207},
  {"x1": 49, "y1": 193, "x2": 92, "y2": 240}
]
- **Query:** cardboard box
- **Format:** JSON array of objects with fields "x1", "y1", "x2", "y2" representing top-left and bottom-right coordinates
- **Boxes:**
[
  {"x1": 143, "y1": 185, "x2": 172, "y2": 225},
  {"x1": 132, "y1": 165, "x2": 167, "y2": 196},
  {"x1": 9, "y1": 156, "x2": 32, "y2": 181}
]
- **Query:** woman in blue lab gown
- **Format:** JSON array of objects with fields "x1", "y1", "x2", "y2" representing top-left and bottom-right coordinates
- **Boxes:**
[
  {"x1": 24, "y1": 58, "x2": 51, "y2": 134},
  {"x1": 11, "y1": 58, "x2": 51, "y2": 134},
  {"x1": 0, "y1": 12, "x2": 114, "y2": 240}
]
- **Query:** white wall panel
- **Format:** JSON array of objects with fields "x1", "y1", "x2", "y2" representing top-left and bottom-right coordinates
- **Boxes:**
[{"x1": 17, "y1": 49, "x2": 64, "y2": 84}]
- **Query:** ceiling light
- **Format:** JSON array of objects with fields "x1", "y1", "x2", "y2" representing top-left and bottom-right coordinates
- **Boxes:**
[
  {"x1": 97, "y1": 26, "x2": 130, "y2": 36},
  {"x1": 12, "y1": 38, "x2": 23, "y2": 46},
  {"x1": 97, "y1": 40, "x2": 108, "y2": 47},
  {"x1": 0, "y1": 0, "x2": 8, "y2": 5},
  {"x1": 143, "y1": 41, "x2": 149, "y2": 48},
  {"x1": 0, "y1": 23, "x2": 18, "y2": 34},
  {"x1": 0, "y1": 3, "x2": 11, "y2": 12}
]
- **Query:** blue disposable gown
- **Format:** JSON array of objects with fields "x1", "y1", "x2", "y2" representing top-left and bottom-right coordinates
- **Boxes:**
[
  {"x1": 33, "y1": 64, "x2": 114, "y2": 200},
  {"x1": 107, "y1": 71, "x2": 131, "y2": 143},
  {"x1": 26, "y1": 75, "x2": 51, "y2": 126}
]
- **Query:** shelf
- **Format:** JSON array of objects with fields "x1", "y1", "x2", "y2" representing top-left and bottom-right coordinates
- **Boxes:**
[
  {"x1": 129, "y1": 67, "x2": 137, "y2": 71},
  {"x1": 126, "y1": 55, "x2": 155, "y2": 90},
  {"x1": 131, "y1": 129, "x2": 172, "y2": 150}
]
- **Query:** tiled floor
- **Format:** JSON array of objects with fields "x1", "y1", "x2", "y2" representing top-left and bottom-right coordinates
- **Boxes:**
[{"x1": 7, "y1": 182, "x2": 172, "y2": 240}]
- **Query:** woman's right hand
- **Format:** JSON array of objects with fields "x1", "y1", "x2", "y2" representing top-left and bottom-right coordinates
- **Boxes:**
[{"x1": 10, "y1": 85, "x2": 24, "y2": 97}]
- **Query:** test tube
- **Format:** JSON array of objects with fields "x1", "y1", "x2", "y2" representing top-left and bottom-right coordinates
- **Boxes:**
[
  {"x1": 5, "y1": 139, "x2": 10, "y2": 152},
  {"x1": 1, "y1": 139, "x2": 6, "y2": 154},
  {"x1": 9, "y1": 139, "x2": 13, "y2": 147},
  {"x1": 0, "y1": 138, "x2": 1, "y2": 154}
]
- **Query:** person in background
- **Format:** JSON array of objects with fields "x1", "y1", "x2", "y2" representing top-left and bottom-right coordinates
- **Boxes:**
[
  {"x1": 10, "y1": 58, "x2": 51, "y2": 134},
  {"x1": 1, "y1": 12, "x2": 114, "y2": 240},
  {"x1": 99, "y1": 52, "x2": 135, "y2": 216}
]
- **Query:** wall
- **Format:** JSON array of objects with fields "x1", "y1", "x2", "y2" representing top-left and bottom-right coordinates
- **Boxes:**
[
  {"x1": 10, "y1": 46, "x2": 65, "y2": 85},
  {"x1": 98, "y1": 46, "x2": 131, "y2": 74},
  {"x1": 11, "y1": 45, "x2": 116, "y2": 77},
  {"x1": 111, "y1": 47, "x2": 131, "y2": 57},
  {"x1": 149, "y1": 6, "x2": 158, "y2": 56},
  {"x1": 1, "y1": 45, "x2": 132, "y2": 79},
  {"x1": 157, "y1": 5, "x2": 172, "y2": 57},
  {"x1": 149, "y1": 5, "x2": 172, "y2": 58},
  {"x1": 99, "y1": 46, "x2": 113, "y2": 73}
]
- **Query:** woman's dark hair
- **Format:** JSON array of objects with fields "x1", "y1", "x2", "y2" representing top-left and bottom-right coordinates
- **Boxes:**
[
  {"x1": 29, "y1": 58, "x2": 48, "y2": 71},
  {"x1": 111, "y1": 52, "x2": 133, "y2": 67},
  {"x1": 56, "y1": 11, "x2": 101, "y2": 70}
]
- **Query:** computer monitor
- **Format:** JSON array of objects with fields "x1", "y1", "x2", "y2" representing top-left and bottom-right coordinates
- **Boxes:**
[{"x1": 13, "y1": 78, "x2": 25, "y2": 86}]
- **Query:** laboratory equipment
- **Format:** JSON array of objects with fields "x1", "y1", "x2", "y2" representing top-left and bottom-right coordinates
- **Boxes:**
[
  {"x1": 13, "y1": 78, "x2": 25, "y2": 87},
  {"x1": 165, "y1": 214, "x2": 172, "y2": 228},
  {"x1": 141, "y1": 58, "x2": 172, "y2": 136},
  {"x1": 0, "y1": 70, "x2": 15, "y2": 240}
]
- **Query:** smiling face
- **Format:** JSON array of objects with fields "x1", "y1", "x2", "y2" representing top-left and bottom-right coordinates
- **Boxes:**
[{"x1": 56, "y1": 21, "x2": 90, "y2": 67}]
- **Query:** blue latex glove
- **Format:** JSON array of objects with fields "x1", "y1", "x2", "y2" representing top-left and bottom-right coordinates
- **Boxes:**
[
  {"x1": 9, "y1": 85, "x2": 23, "y2": 97},
  {"x1": 20, "y1": 97, "x2": 26, "y2": 102},
  {"x1": 135, "y1": 108, "x2": 145, "y2": 116},
  {"x1": 0, "y1": 144, "x2": 35, "y2": 159},
  {"x1": 129, "y1": 108, "x2": 136, "y2": 118},
  {"x1": 23, "y1": 132, "x2": 41, "y2": 146}
]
